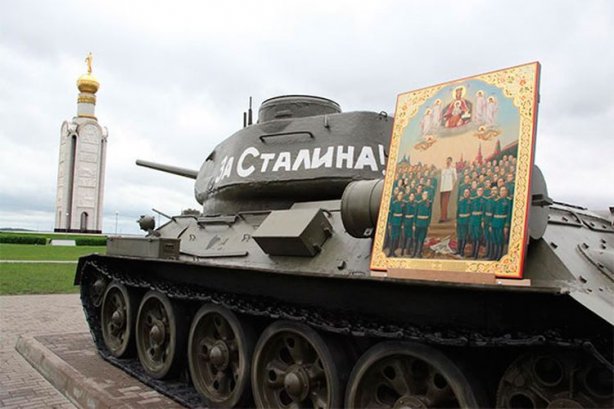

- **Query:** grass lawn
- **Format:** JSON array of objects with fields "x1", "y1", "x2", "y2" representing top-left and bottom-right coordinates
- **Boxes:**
[
  {"x1": 0, "y1": 242, "x2": 105, "y2": 295},
  {"x1": 0, "y1": 231, "x2": 105, "y2": 241},
  {"x1": 0, "y1": 263, "x2": 80, "y2": 295},
  {"x1": 0, "y1": 243, "x2": 105, "y2": 260}
]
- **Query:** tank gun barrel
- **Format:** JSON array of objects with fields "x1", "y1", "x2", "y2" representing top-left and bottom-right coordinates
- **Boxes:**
[{"x1": 136, "y1": 159, "x2": 198, "y2": 179}]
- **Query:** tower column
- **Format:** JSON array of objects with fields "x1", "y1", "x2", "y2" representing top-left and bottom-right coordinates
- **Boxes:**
[{"x1": 54, "y1": 53, "x2": 108, "y2": 233}]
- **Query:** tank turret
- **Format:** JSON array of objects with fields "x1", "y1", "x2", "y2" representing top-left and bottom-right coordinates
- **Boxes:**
[{"x1": 139, "y1": 95, "x2": 392, "y2": 214}]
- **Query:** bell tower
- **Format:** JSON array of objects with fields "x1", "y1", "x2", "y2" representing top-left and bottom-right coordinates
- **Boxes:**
[{"x1": 54, "y1": 53, "x2": 108, "y2": 233}]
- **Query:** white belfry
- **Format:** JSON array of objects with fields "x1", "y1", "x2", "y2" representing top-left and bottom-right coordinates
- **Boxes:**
[{"x1": 54, "y1": 53, "x2": 108, "y2": 233}]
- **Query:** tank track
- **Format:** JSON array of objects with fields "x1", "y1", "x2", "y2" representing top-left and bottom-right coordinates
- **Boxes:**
[{"x1": 79, "y1": 259, "x2": 610, "y2": 408}]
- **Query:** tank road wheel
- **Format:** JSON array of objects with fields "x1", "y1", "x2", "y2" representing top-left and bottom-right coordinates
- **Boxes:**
[
  {"x1": 496, "y1": 351, "x2": 614, "y2": 408},
  {"x1": 101, "y1": 281, "x2": 136, "y2": 357},
  {"x1": 136, "y1": 291, "x2": 187, "y2": 379},
  {"x1": 88, "y1": 273, "x2": 108, "y2": 308},
  {"x1": 346, "y1": 341, "x2": 484, "y2": 409},
  {"x1": 188, "y1": 304, "x2": 256, "y2": 408},
  {"x1": 252, "y1": 321, "x2": 347, "y2": 409}
]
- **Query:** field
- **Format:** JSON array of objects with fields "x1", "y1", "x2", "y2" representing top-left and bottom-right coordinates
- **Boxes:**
[
  {"x1": 0, "y1": 231, "x2": 104, "y2": 240},
  {"x1": 0, "y1": 263, "x2": 83, "y2": 295},
  {"x1": 0, "y1": 232, "x2": 106, "y2": 295},
  {"x1": 0, "y1": 244, "x2": 104, "y2": 260}
]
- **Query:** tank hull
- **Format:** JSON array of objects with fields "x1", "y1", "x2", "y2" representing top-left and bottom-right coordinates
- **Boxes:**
[{"x1": 75, "y1": 202, "x2": 613, "y2": 407}]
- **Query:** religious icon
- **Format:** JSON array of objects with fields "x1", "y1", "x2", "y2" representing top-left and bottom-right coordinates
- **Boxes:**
[{"x1": 371, "y1": 62, "x2": 540, "y2": 279}]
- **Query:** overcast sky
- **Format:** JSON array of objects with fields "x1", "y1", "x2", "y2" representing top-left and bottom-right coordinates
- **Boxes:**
[{"x1": 1, "y1": 0, "x2": 612, "y2": 234}]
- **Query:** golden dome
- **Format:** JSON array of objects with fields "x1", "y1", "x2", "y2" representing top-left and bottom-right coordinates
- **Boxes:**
[{"x1": 77, "y1": 73, "x2": 100, "y2": 94}]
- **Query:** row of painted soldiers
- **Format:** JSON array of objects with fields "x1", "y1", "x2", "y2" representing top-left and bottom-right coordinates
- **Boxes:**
[
  {"x1": 395, "y1": 163, "x2": 438, "y2": 184},
  {"x1": 393, "y1": 177, "x2": 437, "y2": 203},
  {"x1": 456, "y1": 184, "x2": 512, "y2": 260},
  {"x1": 394, "y1": 164, "x2": 440, "y2": 198},
  {"x1": 387, "y1": 190, "x2": 433, "y2": 258},
  {"x1": 457, "y1": 172, "x2": 515, "y2": 204},
  {"x1": 458, "y1": 155, "x2": 517, "y2": 184}
]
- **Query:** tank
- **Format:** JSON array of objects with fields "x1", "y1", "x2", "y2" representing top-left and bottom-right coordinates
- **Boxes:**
[{"x1": 75, "y1": 95, "x2": 614, "y2": 409}]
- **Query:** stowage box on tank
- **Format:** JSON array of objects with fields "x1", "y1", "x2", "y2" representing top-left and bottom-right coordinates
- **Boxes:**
[{"x1": 75, "y1": 95, "x2": 614, "y2": 409}]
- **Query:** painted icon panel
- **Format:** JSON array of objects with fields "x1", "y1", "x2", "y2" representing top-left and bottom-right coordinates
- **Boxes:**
[{"x1": 371, "y1": 62, "x2": 540, "y2": 278}]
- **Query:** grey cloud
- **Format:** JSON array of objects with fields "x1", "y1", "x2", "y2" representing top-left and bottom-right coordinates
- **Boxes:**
[{"x1": 1, "y1": 0, "x2": 613, "y2": 235}]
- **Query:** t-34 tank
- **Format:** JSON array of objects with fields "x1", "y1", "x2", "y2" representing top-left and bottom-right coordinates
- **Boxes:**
[{"x1": 75, "y1": 95, "x2": 614, "y2": 409}]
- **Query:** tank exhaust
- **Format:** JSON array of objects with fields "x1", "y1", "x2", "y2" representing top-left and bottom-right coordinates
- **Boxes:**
[
  {"x1": 243, "y1": 97, "x2": 254, "y2": 127},
  {"x1": 248, "y1": 96, "x2": 253, "y2": 125}
]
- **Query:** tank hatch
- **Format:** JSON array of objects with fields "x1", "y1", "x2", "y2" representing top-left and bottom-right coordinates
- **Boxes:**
[{"x1": 258, "y1": 95, "x2": 341, "y2": 123}]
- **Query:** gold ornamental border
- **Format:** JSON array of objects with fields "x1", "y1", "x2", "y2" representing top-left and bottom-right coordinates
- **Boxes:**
[{"x1": 370, "y1": 62, "x2": 540, "y2": 278}]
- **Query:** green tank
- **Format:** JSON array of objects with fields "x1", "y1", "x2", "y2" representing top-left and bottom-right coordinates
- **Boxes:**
[{"x1": 75, "y1": 95, "x2": 613, "y2": 409}]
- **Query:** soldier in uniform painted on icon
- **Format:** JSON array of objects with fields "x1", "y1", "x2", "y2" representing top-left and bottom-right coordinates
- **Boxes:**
[
  {"x1": 492, "y1": 186, "x2": 512, "y2": 260},
  {"x1": 408, "y1": 179, "x2": 417, "y2": 195},
  {"x1": 505, "y1": 173, "x2": 515, "y2": 197},
  {"x1": 387, "y1": 192, "x2": 405, "y2": 257},
  {"x1": 424, "y1": 178, "x2": 435, "y2": 202},
  {"x1": 456, "y1": 188, "x2": 472, "y2": 257},
  {"x1": 413, "y1": 191, "x2": 432, "y2": 258},
  {"x1": 469, "y1": 187, "x2": 486, "y2": 259},
  {"x1": 484, "y1": 186, "x2": 498, "y2": 260},
  {"x1": 402, "y1": 192, "x2": 417, "y2": 256},
  {"x1": 470, "y1": 180, "x2": 479, "y2": 198},
  {"x1": 458, "y1": 174, "x2": 471, "y2": 204}
]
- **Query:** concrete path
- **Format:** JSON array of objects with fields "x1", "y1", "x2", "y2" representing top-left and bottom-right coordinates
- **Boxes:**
[
  {"x1": 0, "y1": 294, "x2": 84, "y2": 408},
  {"x1": 1, "y1": 294, "x2": 183, "y2": 409}
]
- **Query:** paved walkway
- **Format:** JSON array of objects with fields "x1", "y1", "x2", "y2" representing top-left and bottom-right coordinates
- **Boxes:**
[
  {"x1": 0, "y1": 294, "x2": 85, "y2": 408},
  {"x1": 1, "y1": 294, "x2": 183, "y2": 409}
]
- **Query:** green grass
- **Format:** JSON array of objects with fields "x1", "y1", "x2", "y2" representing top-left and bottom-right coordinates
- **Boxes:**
[
  {"x1": 0, "y1": 242, "x2": 105, "y2": 295},
  {"x1": 0, "y1": 231, "x2": 106, "y2": 241},
  {"x1": 0, "y1": 243, "x2": 105, "y2": 260},
  {"x1": 0, "y1": 263, "x2": 80, "y2": 295}
]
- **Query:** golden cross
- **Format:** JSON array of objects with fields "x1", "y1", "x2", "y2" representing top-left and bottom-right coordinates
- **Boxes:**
[{"x1": 85, "y1": 52, "x2": 93, "y2": 74}]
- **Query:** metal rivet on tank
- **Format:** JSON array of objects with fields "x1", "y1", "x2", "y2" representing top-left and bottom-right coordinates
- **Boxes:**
[
  {"x1": 582, "y1": 242, "x2": 589, "y2": 249},
  {"x1": 550, "y1": 242, "x2": 558, "y2": 249},
  {"x1": 601, "y1": 238, "x2": 607, "y2": 244},
  {"x1": 337, "y1": 260, "x2": 346, "y2": 270},
  {"x1": 562, "y1": 216, "x2": 568, "y2": 222}
]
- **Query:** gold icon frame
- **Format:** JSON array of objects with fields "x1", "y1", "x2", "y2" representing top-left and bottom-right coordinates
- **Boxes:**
[{"x1": 370, "y1": 62, "x2": 541, "y2": 279}]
